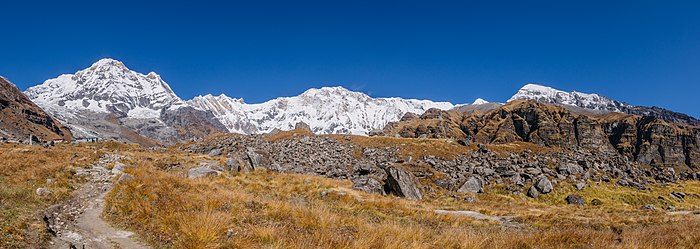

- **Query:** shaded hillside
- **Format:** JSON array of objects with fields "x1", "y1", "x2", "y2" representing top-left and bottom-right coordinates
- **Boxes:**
[{"x1": 0, "y1": 76, "x2": 72, "y2": 142}]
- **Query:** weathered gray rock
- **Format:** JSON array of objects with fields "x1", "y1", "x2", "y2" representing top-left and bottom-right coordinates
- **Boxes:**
[
  {"x1": 433, "y1": 178, "x2": 455, "y2": 190},
  {"x1": 111, "y1": 162, "x2": 127, "y2": 175},
  {"x1": 535, "y1": 178, "x2": 553, "y2": 194},
  {"x1": 457, "y1": 176, "x2": 483, "y2": 194},
  {"x1": 245, "y1": 147, "x2": 264, "y2": 170},
  {"x1": 208, "y1": 148, "x2": 223, "y2": 157},
  {"x1": 36, "y1": 187, "x2": 51, "y2": 196},
  {"x1": 187, "y1": 167, "x2": 220, "y2": 179},
  {"x1": 641, "y1": 204, "x2": 657, "y2": 211},
  {"x1": 384, "y1": 166, "x2": 423, "y2": 200},
  {"x1": 565, "y1": 194, "x2": 585, "y2": 206},
  {"x1": 671, "y1": 191, "x2": 686, "y2": 200},
  {"x1": 226, "y1": 155, "x2": 253, "y2": 174},
  {"x1": 575, "y1": 182, "x2": 586, "y2": 190},
  {"x1": 368, "y1": 129, "x2": 385, "y2": 136},
  {"x1": 351, "y1": 176, "x2": 385, "y2": 195},
  {"x1": 295, "y1": 121, "x2": 311, "y2": 131},
  {"x1": 558, "y1": 163, "x2": 583, "y2": 176},
  {"x1": 527, "y1": 186, "x2": 539, "y2": 198}
]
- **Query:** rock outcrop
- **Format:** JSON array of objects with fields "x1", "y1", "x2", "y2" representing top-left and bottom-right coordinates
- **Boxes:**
[
  {"x1": 0, "y1": 76, "x2": 72, "y2": 142},
  {"x1": 386, "y1": 100, "x2": 700, "y2": 171},
  {"x1": 383, "y1": 166, "x2": 423, "y2": 200}
]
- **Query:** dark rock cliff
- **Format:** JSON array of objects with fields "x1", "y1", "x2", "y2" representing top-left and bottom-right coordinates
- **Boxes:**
[{"x1": 385, "y1": 100, "x2": 700, "y2": 171}]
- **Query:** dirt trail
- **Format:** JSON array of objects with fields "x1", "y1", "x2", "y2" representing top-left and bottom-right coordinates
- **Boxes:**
[{"x1": 44, "y1": 154, "x2": 148, "y2": 249}]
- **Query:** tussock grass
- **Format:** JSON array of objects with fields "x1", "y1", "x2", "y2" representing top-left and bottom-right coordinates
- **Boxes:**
[
  {"x1": 0, "y1": 143, "x2": 102, "y2": 248},
  {"x1": 4, "y1": 141, "x2": 700, "y2": 248},
  {"x1": 104, "y1": 155, "x2": 700, "y2": 248},
  {"x1": 330, "y1": 134, "x2": 474, "y2": 160}
]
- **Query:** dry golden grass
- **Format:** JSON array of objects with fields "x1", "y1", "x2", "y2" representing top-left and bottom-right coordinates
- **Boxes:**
[
  {"x1": 329, "y1": 134, "x2": 475, "y2": 160},
  {"x1": 264, "y1": 128, "x2": 315, "y2": 142},
  {"x1": 0, "y1": 143, "x2": 103, "y2": 248},
  {"x1": 103, "y1": 148, "x2": 700, "y2": 249},
  {"x1": 4, "y1": 141, "x2": 700, "y2": 248}
]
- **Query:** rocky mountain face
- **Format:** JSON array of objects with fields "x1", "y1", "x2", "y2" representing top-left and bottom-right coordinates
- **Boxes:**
[
  {"x1": 385, "y1": 100, "x2": 700, "y2": 170},
  {"x1": 509, "y1": 84, "x2": 700, "y2": 127},
  {"x1": 187, "y1": 87, "x2": 456, "y2": 135},
  {"x1": 25, "y1": 59, "x2": 226, "y2": 145},
  {"x1": 0, "y1": 76, "x2": 72, "y2": 142}
]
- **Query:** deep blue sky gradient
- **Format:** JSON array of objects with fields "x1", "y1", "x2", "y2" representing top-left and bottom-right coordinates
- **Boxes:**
[{"x1": 1, "y1": 1, "x2": 698, "y2": 117}]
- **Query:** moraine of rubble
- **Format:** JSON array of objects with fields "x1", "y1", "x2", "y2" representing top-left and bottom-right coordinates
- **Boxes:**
[{"x1": 184, "y1": 127, "x2": 700, "y2": 201}]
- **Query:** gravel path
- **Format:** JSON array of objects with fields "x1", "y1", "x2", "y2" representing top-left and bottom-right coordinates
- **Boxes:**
[{"x1": 44, "y1": 154, "x2": 148, "y2": 249}]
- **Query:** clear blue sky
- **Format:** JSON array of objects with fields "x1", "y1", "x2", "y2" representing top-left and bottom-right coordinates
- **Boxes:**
[{"x1": 1, "y1": 1, "x2": 698, "y2": 117}]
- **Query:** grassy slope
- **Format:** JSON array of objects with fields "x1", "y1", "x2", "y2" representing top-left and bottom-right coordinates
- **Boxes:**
[
  {"x1": 3, "y1": 140, "x2": 700, "y2": 248},
  {"x1": 103, "y1": 146, "x2": 700, "y2": 248},
  {"x1": 0, "y1": 143, "x2": 103, "y2": 248}
]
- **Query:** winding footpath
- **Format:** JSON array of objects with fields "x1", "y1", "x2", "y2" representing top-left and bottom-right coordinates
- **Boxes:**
[{"x1": 44, "y1": 154, "x2": 148, "y2": 249}]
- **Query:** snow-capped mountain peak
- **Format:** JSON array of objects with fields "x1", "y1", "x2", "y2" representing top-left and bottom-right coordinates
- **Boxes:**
[
  {"x1": 25, "y1": 58, "x2": 185, "y2": 119},
  {"x1": 472, "y1": 98, "x2": 489, "y2": 105},
  {"x1": 188, "y1": 86, "x2": 457, "y2": 135},
  {"x1": 508, "y1": 83, "x2": 628, "y2": 112}
]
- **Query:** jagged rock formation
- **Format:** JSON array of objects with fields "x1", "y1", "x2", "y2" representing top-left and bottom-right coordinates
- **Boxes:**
[
  {"x1": 509, "y1": 84, "x2": 700, "y2": 127},
  {"x1": 0, "y1": 76, "x2": 72, "y2": 142},
  {"x1": 187, "y1": 87, "x2": 456, "y2": 135},
  {"x1": 25, "y1": 59, "x2": 226, "y2": 145},
  {"x1": 385, "y1": 100, "x2": 700, "y2": 170}
]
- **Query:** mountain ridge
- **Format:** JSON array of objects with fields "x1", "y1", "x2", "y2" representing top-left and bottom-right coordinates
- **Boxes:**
[
  {"x1": 188, "y1": 85, "x2": 456, "y2": 135},
  {"x1": 25, "y1": 58, "x2": 226, "y2": 145},
  {"x1": 509, "y1": 83, "x2": 699, "y2": 127},
  {"x1": 19, "y1": 58, "x2": 698, "y2": 145}
]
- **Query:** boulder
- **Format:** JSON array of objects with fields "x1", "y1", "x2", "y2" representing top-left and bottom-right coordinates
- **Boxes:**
[
  {"x1": 187, "y1": 167, "x2": 220, "y2": 179},
  {"x1": 575, "y1": 182, "x2": 586, "y2": 190},
  {"x1": 384, "y1": 166, "x2": 423, "y2": 200},
  {"x1": 457, "y1": 176, "x2": 483, "y2": 194},
  {"x1": 351, "y1": 176, "x2": 385, "y2": 195},
  {"x1": 565, "y1": 194, "x2": 585, "y2": 206},
  {"x1": 558, "y1": 163, "x2": 583, "y2": 176},
  {"x1": 671, "y1": 191, "x2": 686, "y2": 200},
  {"x1": 111, "y1": 162, "x2": 127, "y2": 175},
  {"x1": 641, "y1": 204, "x2": 657, "y2": 211},
  {"x1": 433, "y1": 178, "x2": 455, "y2": 190},
  {"x1": 353, "y1": 162, "x2": 375, "y2": 176},
  {"x1": 208, "y1": 148, "x2": 223, "y2": 157},
  {"x1": 535, "y1": 178, "x2": 553, "y2": 194},
  {"x1": 527, "y1": 186, "x2": 539, "y2": 198},
  {"x1": 226, "y1": 155, "x2": 253, "y2": 174},
  {"x1": 36, "y1": 188, "x2": 51, "y2": 196},
  {"x1": 245, "y1": 147, "x2": 264, "y2": 170},
  {"x1": 368, "y1": 129, "x2": 385, "y2": 137}
]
